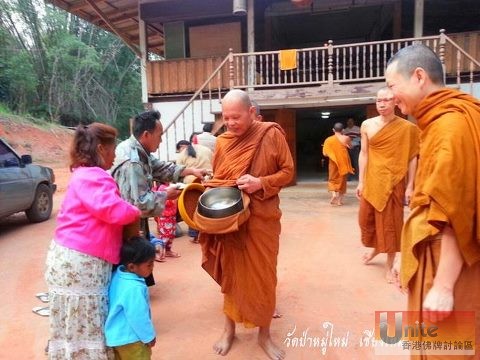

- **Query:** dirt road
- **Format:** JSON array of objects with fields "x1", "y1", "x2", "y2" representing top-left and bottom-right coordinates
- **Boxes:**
[{"x1": 0, "y1": 170, "x2": 405, "y2": 359}]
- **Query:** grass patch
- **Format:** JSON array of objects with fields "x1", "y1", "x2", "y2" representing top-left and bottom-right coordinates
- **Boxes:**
[{"x1": 0, "y1": 103, "x2": 12, "y2": 116}]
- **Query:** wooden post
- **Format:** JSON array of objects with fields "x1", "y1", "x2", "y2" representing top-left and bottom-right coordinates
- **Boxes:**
[
  {"x1": 414, "y1": 0, "x2": 424, "y2": 37},
  {"x1": 228, "y1": 48, "x2": 235, "y2": 89},
  {"x1": 247, "y1": 0, "x2": 255, "y2": 90},
  {"x1": 439, "y1": 29, "x2": 446, "y2": 83},
  {"x1": 327, "y1": 40, "x2": 334, "y2": 86}
]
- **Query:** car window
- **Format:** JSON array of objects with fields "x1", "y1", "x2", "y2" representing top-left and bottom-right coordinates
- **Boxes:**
[{"x1": 0, "y1": 141, "x2": 20, "y2": 167}]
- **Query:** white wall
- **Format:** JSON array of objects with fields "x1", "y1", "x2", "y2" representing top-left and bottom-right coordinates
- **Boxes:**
[
  {"x1": 459, "y1": 82, "x2": 480, "y2": 99},
  {"x1": 152, "y1": 98, "x2": 221, "y2": 161}
]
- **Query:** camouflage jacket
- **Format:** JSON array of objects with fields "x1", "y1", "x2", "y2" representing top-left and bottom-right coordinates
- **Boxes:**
[{"x1": 111, "y1": 135, "x2": 185, "y2": 218}]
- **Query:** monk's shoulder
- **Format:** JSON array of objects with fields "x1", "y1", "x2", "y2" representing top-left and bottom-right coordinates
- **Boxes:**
[
  {"x1": 395, "y1": 117, "x2": 415, "y2": 127},
  {"x1": 434, "y1": 112, "x2": 473, "y2": 146},
  {"x1": 362, "y1": 117, "x2": 377, "y2": 127}
]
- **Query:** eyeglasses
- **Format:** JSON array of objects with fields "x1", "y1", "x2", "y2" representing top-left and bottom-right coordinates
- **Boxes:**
[{"x1": 376, "y1": 98, "x2": 394, "y2": 103}]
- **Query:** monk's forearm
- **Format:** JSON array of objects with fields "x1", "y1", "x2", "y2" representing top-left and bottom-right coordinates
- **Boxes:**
[
  {"x1": 358, "y1": 150, "x2": 367, "y2": 183},
  {"x1": 433, "y1": 226, "x2": 464, "y2": 291},
  {"x1": 406, "y1": 156, "x2": 418, "y2": 189}
]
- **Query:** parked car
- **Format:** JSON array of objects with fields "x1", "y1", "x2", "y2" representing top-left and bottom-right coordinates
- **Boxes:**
[{"x1": 0, "y1": 138, "x2": 56, "y2": 222}]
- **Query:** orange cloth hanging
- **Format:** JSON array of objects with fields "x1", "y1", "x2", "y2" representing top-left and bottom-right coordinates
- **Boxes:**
[{"x1": 279, "y1": 49, "x2": 297, "y2": 71}]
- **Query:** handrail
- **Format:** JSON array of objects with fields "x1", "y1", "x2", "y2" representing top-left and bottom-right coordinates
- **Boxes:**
[
  {"x1": 162, "y1": 54, "x2": 230, "y2": 133},
  {"x1": 444, "y1": 35, "x2": 480, "y2": 68}
]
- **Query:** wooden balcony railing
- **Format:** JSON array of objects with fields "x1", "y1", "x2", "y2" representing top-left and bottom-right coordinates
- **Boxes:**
[
  {"x1": 231, "y1": 30, "x2": 480, "y2": 89},
  {"x1": 147, "y1": 30, "x2": 480, "y2": 97}
]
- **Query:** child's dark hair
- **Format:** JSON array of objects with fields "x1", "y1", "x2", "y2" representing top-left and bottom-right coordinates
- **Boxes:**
[{"x1": 120, "y1": 237, "x2": 156, "y2": 266}]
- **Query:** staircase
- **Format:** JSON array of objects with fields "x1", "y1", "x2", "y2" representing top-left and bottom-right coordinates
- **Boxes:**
[{"x1": 155, "y1": 29, "x2": 480, "y2": 161}]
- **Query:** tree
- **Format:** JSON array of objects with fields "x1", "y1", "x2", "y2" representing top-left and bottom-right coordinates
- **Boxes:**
[{"x1": 0, "y1": 0, "x2": 143, "y2": 137}]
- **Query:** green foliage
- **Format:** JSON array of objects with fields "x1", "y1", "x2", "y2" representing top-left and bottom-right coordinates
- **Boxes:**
[
  {"x1": 0, "y1": 0, "x2": 143, "y2": 135},
  {"x1": 0, "y1": 102, "x2": 12, "y2": 115}
]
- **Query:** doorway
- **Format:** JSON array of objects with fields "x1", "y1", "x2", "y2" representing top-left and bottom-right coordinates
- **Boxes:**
[{"x1": 296, "y1": 106, "x2": 365, "y2": 182}]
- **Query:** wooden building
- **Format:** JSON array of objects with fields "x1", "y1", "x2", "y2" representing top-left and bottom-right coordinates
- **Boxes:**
[{"x1": 47, "y1": 0, "x2": 480, "y2": 181}]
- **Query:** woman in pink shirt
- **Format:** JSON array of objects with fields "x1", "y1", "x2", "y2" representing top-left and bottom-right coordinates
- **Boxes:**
[{"x1": 45, "y1": 123, "x2": 140, "y2": 359}]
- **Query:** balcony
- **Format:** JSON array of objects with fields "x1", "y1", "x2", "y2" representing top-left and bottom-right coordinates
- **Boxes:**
[{"x1": 147, "y1": 30, "x2": 480, "y2": 99}]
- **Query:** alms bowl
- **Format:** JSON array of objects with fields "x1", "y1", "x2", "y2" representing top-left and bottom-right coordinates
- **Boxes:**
[{"x1": 197, "y1": 187, "x2": 244, "y2": 218}]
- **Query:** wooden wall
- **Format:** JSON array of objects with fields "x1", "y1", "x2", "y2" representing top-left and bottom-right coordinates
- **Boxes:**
[
  {"x1": 147, "y1": 57, "x2": 230, "y2": 94},
  {"x1": 445, "y1": 31, "x2": 480, "y2": 74}
]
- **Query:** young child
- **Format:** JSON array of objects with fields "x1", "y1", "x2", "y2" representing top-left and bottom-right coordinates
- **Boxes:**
[
  {"x1": 105, "y1": 237, "x2": 156, "y2": 359},
  {"x1": 154, "y1": 183, "x2": 180, "y2": 259}
]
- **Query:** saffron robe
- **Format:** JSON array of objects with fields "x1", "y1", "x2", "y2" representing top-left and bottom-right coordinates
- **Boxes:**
[
  {"x1": 359, "y1": 116, "x2": 419, "y2": 252},
  {"x1": 401, "y1": 89, "x2": 480, "y2": 359},
  {"x1": 199, "y1": 121, "x2": 294, "y2": 327},
  {"x1": 323, "y1": 134, "x2": 353, "y2": 194}
]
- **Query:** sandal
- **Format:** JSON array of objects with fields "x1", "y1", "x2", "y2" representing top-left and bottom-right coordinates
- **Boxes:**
[
  {"x1": 165, "y1": 250, "x2": 181, "y2": 258},
  {"x1": 32, "y1": 306, "x2": 50, "y2": 317},
  {"x1": 35, "y1": 292, "x2": 49, "y2": 303}
]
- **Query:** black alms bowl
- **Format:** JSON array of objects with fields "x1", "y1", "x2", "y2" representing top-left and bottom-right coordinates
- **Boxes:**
[{"x1": 197, "y1": 187, "x2": 244, "y2": 218}]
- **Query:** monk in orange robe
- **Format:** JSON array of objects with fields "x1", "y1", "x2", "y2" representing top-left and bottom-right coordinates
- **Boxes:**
[
  {"x1": 357, "y1": 87, "x2": 419, "y2": 283},
  {"x1": 199, "y1": 89, "x2": 294, "y2": 360},
  {"x1": 387, "y1": 44, "x2": 480, "y2": 359},
  {"x1": 322, "y1": 122, "x2": 354, "y2": 205}
]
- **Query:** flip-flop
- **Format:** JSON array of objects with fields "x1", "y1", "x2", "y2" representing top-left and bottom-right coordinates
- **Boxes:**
[
  {"x1": 32, "y1": 306, "x2": 50, "y2": 317},
  {"x1": 165, "y1": 252, "x2": 181, "y2": 258},
  {"x1": 35, "y1": 292, "x2": 49, "y2": 303}
]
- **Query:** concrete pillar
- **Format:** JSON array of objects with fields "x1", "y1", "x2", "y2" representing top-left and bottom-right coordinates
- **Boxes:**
[
  {"x1": 414, "y1": 0, "x2": 424, "y2": 37},
  {"x1": 138, "y1": 17, "x2": 149, "y2": 105},
  {"x1": 247, "y1": 0, "x2": 255, "y2": 89}
]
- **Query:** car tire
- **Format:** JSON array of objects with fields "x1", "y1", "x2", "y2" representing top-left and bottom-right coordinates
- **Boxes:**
[{"x1": 26, "y1": 184, "x2": 53, "y2": 223}]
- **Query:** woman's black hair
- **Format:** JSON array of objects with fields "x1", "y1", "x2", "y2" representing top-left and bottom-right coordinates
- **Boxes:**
[
  {"x1": 176, "y1": 140, "x2": 197, "y2": 158},
  {"x1": 120, "y1": 236, "x2": 156, "y2": 266}
]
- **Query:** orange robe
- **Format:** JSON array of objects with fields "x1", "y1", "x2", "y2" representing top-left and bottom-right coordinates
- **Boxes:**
[
  {"x1": 359, "y1": 116, "x2": 419, "y2": 253},
  {"x1": 322, "y1": 134, "x2": 353, "y2": 194},
  {"x1": 401, "y1": 89, "x2": 480, "y2": 359},
  {"x1": 199, "y1": 121, "x2": 294, "y2": 328}
]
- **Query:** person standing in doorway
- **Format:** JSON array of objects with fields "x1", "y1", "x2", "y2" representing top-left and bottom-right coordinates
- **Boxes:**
[
  {"x1": 343, "y1": 117, "x2": 361, "y2": 180},
  {"x1": 322, "y1": 122, "x2": 354, "y2": 205}
]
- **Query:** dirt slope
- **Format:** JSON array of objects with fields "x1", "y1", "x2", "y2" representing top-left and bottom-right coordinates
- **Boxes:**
[{"x1": 0, "y1": 117, "x2": 73, "y2": 167}]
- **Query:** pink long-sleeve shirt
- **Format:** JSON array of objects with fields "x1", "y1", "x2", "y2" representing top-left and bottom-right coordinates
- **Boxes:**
[{"x1": 55, "y1": 166, "x2": 140, "y2": 264}]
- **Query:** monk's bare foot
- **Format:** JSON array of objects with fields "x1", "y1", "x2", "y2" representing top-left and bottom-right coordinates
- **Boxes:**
[
  {"x1": 272, "y1": 309, "x2": 282, "y2": 319},
  {"x1": 329, "y1": 192, "x2": 339, "y2": 205},
  {"x1": 362, "y1": 250, "x2": 379, "y2": 264},
  {"x1": 258, "y1": 332, "x2": 285, "y2": 360},
  {"x1": 213, "y1": 328, "x2": 235, "y2": 356},
  {"x1": 386, "y1": 269, "x2": 395, "y2": 284}
]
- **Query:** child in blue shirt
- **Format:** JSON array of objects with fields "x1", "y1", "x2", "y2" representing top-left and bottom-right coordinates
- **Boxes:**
[{"x1": 105, "y1": 237, "x2": 156, "y2": 359}]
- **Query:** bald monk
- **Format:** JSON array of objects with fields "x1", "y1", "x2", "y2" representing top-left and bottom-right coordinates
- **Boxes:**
[
  {"x1": 322, "y1": 122, "x2": 354, "y2": 205},
  {"x1": 356, "y1": 87, "x2": 419, "y2": 283},
  {"x1": 199, "y1": 89, "x2": 294, "y2": 360},
  {"x1": 388, "y1": 44, "x2": 480, "y2": 358}
]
